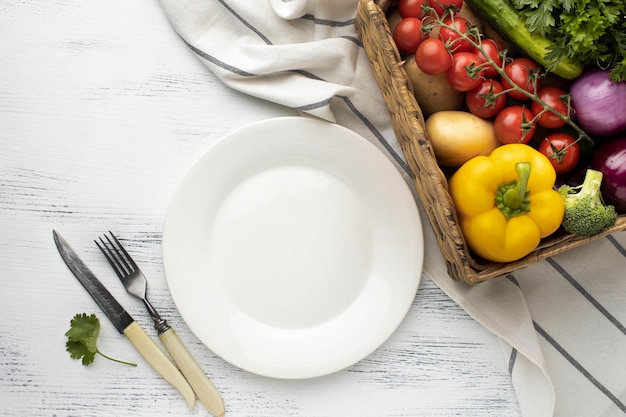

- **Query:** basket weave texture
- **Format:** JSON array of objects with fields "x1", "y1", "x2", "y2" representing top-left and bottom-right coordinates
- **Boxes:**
[{"x1": 355, "y1": 0, "x2": 626, "y2": 283}]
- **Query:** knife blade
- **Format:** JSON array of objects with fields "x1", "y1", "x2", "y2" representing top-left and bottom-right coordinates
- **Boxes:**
[{"x1": 53, "y1": 230, "x2": 196, "y2": 410}]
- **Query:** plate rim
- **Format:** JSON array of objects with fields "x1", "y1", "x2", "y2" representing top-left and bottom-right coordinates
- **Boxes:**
[{"x1": 162, "y1": 116, "x2": 424, "y2": 379}]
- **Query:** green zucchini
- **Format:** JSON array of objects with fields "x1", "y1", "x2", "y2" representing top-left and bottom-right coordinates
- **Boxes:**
[{"x1": 464, "y1": 0, "x2": 583, "y2": 80}]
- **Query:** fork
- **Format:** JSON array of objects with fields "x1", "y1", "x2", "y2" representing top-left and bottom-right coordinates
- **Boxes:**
[{"x1": 96, "y1": 231, "x2": 225, "y2": 417}]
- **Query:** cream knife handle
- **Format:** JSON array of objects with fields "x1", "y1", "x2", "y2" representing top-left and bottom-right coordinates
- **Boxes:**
[
  {"x1": 123, "y1": 321, "x2": 196, "y2": 410},
  {"x1": 159, "y1": 328, "x2": 225, "y2": 417}
]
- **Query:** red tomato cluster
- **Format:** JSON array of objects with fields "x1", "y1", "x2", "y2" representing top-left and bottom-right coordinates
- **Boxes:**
[{"x1": 392, "y1": 0, "x2": 581, "y2": 175}]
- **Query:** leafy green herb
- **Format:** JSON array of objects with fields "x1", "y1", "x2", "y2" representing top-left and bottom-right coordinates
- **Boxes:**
[
  {"x1": 511, "y1": 0, "x2": 626, "y2": 81},
  {"x1": 65, "y1": 313, "x2": 136, "y2": 367}
]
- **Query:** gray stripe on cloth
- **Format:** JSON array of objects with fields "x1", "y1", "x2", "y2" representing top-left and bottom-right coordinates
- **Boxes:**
[
  {"x1": 534, "y1": 321, "x2": 626, "y2": 413},
  {"x1": 339, "y1": 95, "x2": 410, "y2": 174},
  {"x1": 301, "y1": 14, "x2": 356, "y2": 26},
  {"x1": 182, "y1": 1, "x2": 409, "y2": 175},
  {"x1": 607, "y1": 234, "x2": 626, "y2": 257},
  {"x1": 508, "y1": 348, "x2": 518, "y2": 375},
  {"x1": 219, "y1": 0, "x2": 272, "y2": 44},
  {"x1": 183, "y1": 40, "x2": 256, "y2": 77},
  {"x1": 546, "y1": 257, "x2": 626, "y2": 335}
]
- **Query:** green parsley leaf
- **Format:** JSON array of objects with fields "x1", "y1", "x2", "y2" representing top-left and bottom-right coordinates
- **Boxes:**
[
  {"x1": 65, "y1": 313, "x2": 136, "y2": 367},
  {"x1": 511, "y1": 0, "x2": 626, "y2": 81},
  {"x1": 66, "y1": 340, "x2": 96, "y2": 365}
]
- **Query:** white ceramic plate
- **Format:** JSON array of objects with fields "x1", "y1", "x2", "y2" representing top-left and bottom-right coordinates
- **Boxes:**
[{"x1": 163, "y1": 117, "x2": 423, "y2": 379}]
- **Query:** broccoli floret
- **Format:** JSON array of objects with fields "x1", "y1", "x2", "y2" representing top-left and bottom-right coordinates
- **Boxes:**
[{"x1": 558, "y1": 169, "x2": 618, "y2": 237}]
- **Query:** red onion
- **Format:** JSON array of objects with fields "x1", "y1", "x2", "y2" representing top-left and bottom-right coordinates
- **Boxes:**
[
  {"x1": 570, "y1": 69, "x2": 626, "y2": 137},
  {"x1": 590, "y1": 137, "x2": 626, "y2": 213}
]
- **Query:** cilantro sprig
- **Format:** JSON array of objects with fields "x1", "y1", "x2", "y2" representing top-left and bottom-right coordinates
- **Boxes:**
[
  {"x1": 511, "y1": 0, "x2": 626, "y2": 81},
  {"x1": 65, "y1": 313, "x2": 137, "y2": 367}
]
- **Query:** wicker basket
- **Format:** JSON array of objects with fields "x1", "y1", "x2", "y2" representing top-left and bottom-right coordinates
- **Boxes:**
[{"x1": 355, "y1": 0, "x2": 626, "y2": 283}]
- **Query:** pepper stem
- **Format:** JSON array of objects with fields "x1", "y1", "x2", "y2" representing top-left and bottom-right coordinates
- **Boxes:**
[{"x1": 495, "y1": 162, "x2": 531, "y2": 219}]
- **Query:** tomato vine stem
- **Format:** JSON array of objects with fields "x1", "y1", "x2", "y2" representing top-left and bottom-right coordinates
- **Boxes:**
[{"x1": 422, "y1": 6, "x2": 590, "y2": 150}]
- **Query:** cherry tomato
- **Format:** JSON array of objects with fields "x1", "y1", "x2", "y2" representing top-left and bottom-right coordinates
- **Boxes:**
[
  {"x1": 398, "y1": 0, "x2": 428, "y2": 18},
  {"x1": 473, "y1": 38, "x2": 503, "y2": 78},
  {"x1": 430, "y1": 0, "x2": 463, "y2": 17},
  {"x1": 438, "y1": 16, "x2": 477, "y2": 53},
  {"x1": 445, "y1": 52, "x2": 484, "y2": 92},
  {"x1": 531, "y1": 86, "x2": 569, "y2": 129},
  {"x1": 466, "y1": 79, "x2": 506, "y2": 119},
  {"x1": 493, "y1": 105, "x2": 536, "y2": 144},
  {"x1": 415, "y1": 38, "x2": 452, "y2": 75},
  {"x1": 501, "y1": 58, "x2": 542, "y2": 100},
  {"x1": 537, "y1": 133, "x2": 580, "y2": 174},
  {"x1": 393, "y1": 17, "x2": 424, "y2": 53}
]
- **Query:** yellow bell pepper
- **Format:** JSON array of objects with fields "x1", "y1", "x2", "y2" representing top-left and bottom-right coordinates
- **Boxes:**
[{"x1": 448, "y1": 143, "x2": 565, "y2": 263}]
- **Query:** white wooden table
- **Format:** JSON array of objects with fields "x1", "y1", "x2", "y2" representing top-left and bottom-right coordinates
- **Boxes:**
[{"x1": 0, "y1": 1, "x2": 522, "y2": 416}]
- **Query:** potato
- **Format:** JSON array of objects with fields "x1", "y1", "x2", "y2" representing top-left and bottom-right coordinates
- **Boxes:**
[
  {"x1": 425, "y1": 111, "x2": 500, "y2": 168},
  {"x1": 402, "y1": 54, "x2": 464, "y2": 118}
]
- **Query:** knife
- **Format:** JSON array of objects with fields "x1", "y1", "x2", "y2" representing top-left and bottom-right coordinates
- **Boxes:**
[
  {"x1": 95, "y1": 231, "x2": 225, "y2": 417},
  {"x1": 53, "y1": 230, "x2": 196, "y2": 410}
]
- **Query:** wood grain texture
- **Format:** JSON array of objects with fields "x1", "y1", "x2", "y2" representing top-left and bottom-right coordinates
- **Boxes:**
[{"x1": 0, "y1": 0, "x2": 521, "y2": 416}]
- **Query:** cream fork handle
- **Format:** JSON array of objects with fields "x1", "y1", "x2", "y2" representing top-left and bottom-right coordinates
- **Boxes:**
[
  {"x1": 159, "y1": 328, "x2": 225, "y2": 417},
  {"x1": 123, "y1": 322, "x2": 196, "y2": 410}
]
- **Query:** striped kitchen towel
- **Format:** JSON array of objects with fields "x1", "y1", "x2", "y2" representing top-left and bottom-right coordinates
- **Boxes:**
[{"x1": 158, "y1": 1, "x2": 626, "y2": 416}]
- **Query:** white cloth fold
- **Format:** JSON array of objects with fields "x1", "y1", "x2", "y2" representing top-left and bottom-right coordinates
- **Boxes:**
[{"x1": 158, "y1": 1, "x2": 626, "y2": 416}]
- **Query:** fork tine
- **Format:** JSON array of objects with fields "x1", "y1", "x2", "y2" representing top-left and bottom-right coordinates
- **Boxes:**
[
  {"x1": 95, "y1": 232, "x2": 135, "y2": 278},
  {"x1": 107, "y1": 232, "x2": 137, "y2": 270},
  {"x1": 95, "y1": 237, "x2": 125, "y2": 278}
]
